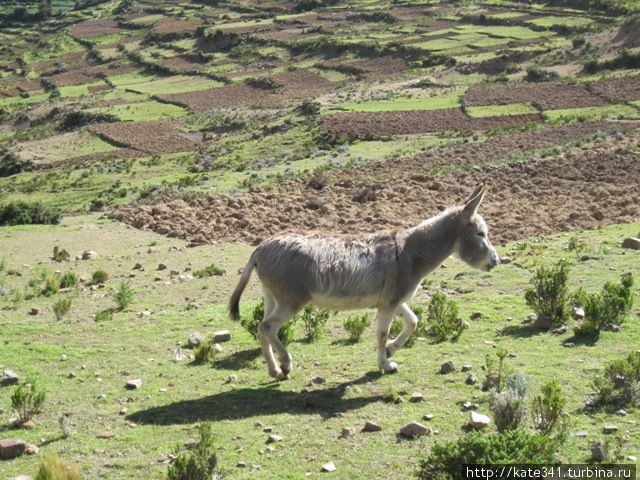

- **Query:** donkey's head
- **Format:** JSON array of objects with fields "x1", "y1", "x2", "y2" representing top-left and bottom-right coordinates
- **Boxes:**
[{"x1": 454, "y1": 185, "x2": 499, "y2": 272}]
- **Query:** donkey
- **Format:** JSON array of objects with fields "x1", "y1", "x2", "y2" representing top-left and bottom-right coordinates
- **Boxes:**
[{"x1": 229, "y1": 185, "x2": 499, "y2": 380}]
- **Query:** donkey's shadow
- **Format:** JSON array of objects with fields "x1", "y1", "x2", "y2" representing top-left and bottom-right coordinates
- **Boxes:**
[{"x1": 127, "y1": 371, "x2": 384, "y2": 425}]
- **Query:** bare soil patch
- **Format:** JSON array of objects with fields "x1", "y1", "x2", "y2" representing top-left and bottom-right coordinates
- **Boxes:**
[
  {"x1": 153, "y1": 18, "x2": 203, "y2": 38},
  {"x1": 463, "y1": 82, "x2": 610, "y2": 110},
  {"x1": 319, "y1": 56, "x2": 407, "y2": 80},
  {"x1": 321, "y1": 109, "x2": 541, "y2": 137},
  {"x1": 0, "y1": 78, "x2": 43, "y2": 97},
  {"x1": 69, "y1": 19, "x2": 122, "y2": 39},
  {"x1": 110, "y1": 121, "x2": 638, "y2": 244},
  {"x1": 159, "y1": 55, "x2": 207, "y2": 73},
  {"x1": 88, "y1": 120, "x2": 200, "y2": 154},
  {"x1": 587, "y1": 75, "x2": 640, "y2": 103}
]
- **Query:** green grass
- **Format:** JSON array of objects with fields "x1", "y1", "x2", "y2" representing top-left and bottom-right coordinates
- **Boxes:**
[
  {"x1": 466, "y1": 103, "x2": 539, "y2": 118},
  {"x1": 0, "y1": 216, "x2": 638, "y2": 479},
  {"x1": 108, "y1": 73, "x2": 224, "y2": 95},
  {"x1": 333, "y1": 90, "x2": 464, "y2": 112},
  {"x1": 527, "y1": 16, "x2": 593, "y2": 28},
  {"x1": 86, "y1": 101, "x2": 188, "y2": 122},
  {"x1": 543, "y1": 104, "x2": 640, "y2": 122}
]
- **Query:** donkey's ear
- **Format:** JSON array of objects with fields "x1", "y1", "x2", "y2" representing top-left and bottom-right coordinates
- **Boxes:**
[{"x1": 462, "y1": 184, "x2": 485, "y2": 217}]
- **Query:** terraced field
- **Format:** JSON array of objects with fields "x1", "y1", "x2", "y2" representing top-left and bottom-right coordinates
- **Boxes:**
[{"x1": 1, "y1": 0, "x2": 640, "y2": 478}]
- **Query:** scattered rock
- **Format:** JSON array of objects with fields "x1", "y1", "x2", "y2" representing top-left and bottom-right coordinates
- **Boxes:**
[
  {"x1": 19, "y1": 420, "x2": 34, "y2": 429},
  {"x1": 321, "y1": 462, "x2": 336, "y2": 473},
  {"x1": 572, "y1": 306, "x2": 585, "y2": 320},
  {"x1": 266, "y1": 435, "x2": 283, "y2": 444},
  {"x1": 603, "y1": 425, "x2": 619, "y2": 434},
  {"x1": 470, "y1": 311, "x2": 482, "y2": 319},
  {"x1": 621, "y1": 237, "x2": 640, "y2": 250},
  {"x1": 81, "y1": 250, "x2": 97, "y2": 260},
  {"x1": 237, "y1": 461, "x2": 247, "y2": 468},
  {"x1": 60, "y1": 354, "x2": 67, "y2": 361},
  {"x1": 525, "y1": 313, "x2": 536, "y2": 323},
  {"x1": 461, "y1": 364, "x2": 473, "y2": 372},
  {"x1": 627, "y1": 455, "x2": 637, "y2": 462},
  {"x1": 25, "y1": 444, "x2": 38, "y2": 455},
  {"x1": 409, "y1": 392, "x2": 424, "y2": 403},
  {"x1": 1, "y1": 370, "x2": 19, "y2": 386},
  {"x1": 133, "y1": 263, "x2": 144, "y2": 271},
  {"x1": 400, "y1": 422, "x2": 431, "y2": 438},
  {"x1": 10, "y1": 475, "x2": 32, "y2": 480},
  {"x1": 616, "y1": 409, "x2": 628, "y2": 416},
  {"x1": 552, "y1": 325, "x2": 569, "y2": 334},
  {"x1": 187, "y1": 333, "x2": 204, "y2": 348},
  {"x1": 440, "y1": 360, "x2": 455, "y2": 374},
  {"x1": 119, "y1": 407, "x2": 128, "y2": 415},
  {"x1": 603, "y1": 323, "x2": 621, "y2": 332},
  {"x1": 534, "y1": 314, "x2": 552, "y2": 329},
  {"x1": 226, "y1": 374, "x2": 238, "y2": 383},
  {"x1": 591, "y1": 441, "x2": 608, "y2": 462},
  {"x1": 212, "y1": 330, "x2": 231, "y2": 343},
  {"x1": 97, "y1": 432, "x2": 115, "y2": 439},
  {"x1": 339, "y1": 427, "x2": 356, "y2": 438},
  {"x1": 125, "y1": 379, "x2": 142, "y2": 390},
  {"x1": 138, "y1": 311, "x2": 151, "y2": 318},
  {"x1": 263, "y1": 427, "x2": 273, "y2": 433},
  {"x1": 309, "y1": 376, "x2": 326, "y2": 385},
  {"x1": 29, "y1": 308, "x2": 39, "y2": 316},
  {"x1": 465, "y1": 374, "x2": 477, "y2": 385},
  {"x1": 0, "y1": 439, "x2": 26, "y2": 460},
  {"x1": 214, "y1": 343, "x2": 223, "y2": 353},
  {"x1": 564, "y1": 342, "x2": 575, "y2": 348},
  {"x1": 362, "y1": 421, "x2": 381, "y2": 432},
  {"x1": 469, "y1": 411, "x2": 490, "y2": 429},
  {"x1": 574, "y1": 431, "x2": 588, "y2": 438},
  {"x1": 157, "y1": 263, "x2": 167, "y2": 271},
  {"x1": 423, "y1": 414, "x2": 434, "y2": 421}
]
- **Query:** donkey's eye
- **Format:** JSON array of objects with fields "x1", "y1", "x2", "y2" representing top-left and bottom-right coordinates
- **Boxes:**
[{"x1": 476, "y1": 232, "x2": 486, "y2": 238}]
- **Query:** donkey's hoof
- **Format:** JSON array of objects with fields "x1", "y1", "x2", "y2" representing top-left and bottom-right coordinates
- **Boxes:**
[
  {"x1": 382, "y1": 361, "x2": 399, "y2": 374},
  {"x1": 276, "y1": 371, "x2": 290, "y2": 381}
]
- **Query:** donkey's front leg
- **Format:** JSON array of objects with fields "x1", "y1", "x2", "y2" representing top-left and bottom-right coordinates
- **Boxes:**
[
  {"x1": 386, "y1": 303, "x2": 418, "y2": 358},
  {"x1": 376, "y1": 308, "x2": 398, "y2": 373}
]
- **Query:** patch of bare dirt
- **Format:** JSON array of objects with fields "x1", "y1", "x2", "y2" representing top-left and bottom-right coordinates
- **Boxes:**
[
  {"x1": 321, "y1": 109, "x2": 542, "y2": 137},
  {"x1": 463, "y1": 82, "x2": 610, "y2": 110},
  {"x1": 88, "y1": 120, "x2": 201, "y2": 154},
  {"x1": 68, "y1": 19, "x2": 122, "y2": 39},
  {"x1": 110, "y1": 121, "x2": 639, "y2": 245},
  {"x1": 588, "y1": 75, "x2": 640, "y2": 103},
  {"x1": 153, "y1": 18, "x2": 203, "y2": 38},
  {"x1": 318, "y1": 56, "x2": 408, "y2": 80},
  {"x1": 158, "y1": 55, "x2": 207, "y2": 73}
]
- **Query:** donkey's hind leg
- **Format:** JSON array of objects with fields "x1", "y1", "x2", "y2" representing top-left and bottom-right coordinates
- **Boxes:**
[
  {"x1": 258, "y1": 302, "x2": 296, "y2": 380},
  {"x1": 375, "y1": 308, "x2": 399, "y2": 373},
  {"x1": 386, "y1": 303, "x2": 418, "y2": 358}
]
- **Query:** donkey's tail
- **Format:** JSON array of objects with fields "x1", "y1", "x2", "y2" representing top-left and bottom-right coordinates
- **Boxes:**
[{"x1": 229, "y1": 251, "x2": 257, "y2": 321}]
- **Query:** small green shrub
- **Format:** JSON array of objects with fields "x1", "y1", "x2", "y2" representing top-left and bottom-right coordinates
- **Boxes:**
[
  {"x1": 389, "y1": 318, "x2": 403, "y2": 338},
  {"x1": 193, "y1": 340, "x2": 216, "y2": 365},
  {"x1": 532, "y1": 381, "x2": 567, "y2": 436},
  {"x1": 95, "y1": 309, "x2": 113, "y2": 322},
  {"x1": 298, "y1": 305, "x2": 329, "y2": 342},
  {"x1": 29, "y1": 269, "x2": 60, "y2": 297},
  {"x1": 114, "y1": 281, "x2": 134, "y2": 310},
  {"x1": 574, "y1": 273, "x2": 635, "y2": 337},
  {"x1": 593, "y1": 351, "x2": 640, "y2": 408},
  {"x1": 193, "y1": 263, "x2": 225, "y2": 278},
  {"x1": 35, "y1": 454, "x2": 81, "y2": 480},
  {"x1": 59, "y1": 272, "x2": 78, "y2": 289},
  {"x1": 426, "y1": 292, "x2": 463, "y2": 342},
  {"x1": 11, "y1": 380, "x2": 46, "y2": 423},
  {"x1": 343, "y1": 313, "x2": 370, "y2": 343},
  {"x1": 241, "y1": 299, "x2": 294, "y2": 345},
  {"x1": 0, "y1": 201, "x2": 62, "y2": 226},
  {"x1": 525, "y1": 65, "x2": 559, "y2": 82},
  {"x1": 482, "y1": 348, "x2": 511, "y2": 392},
  {"x1": 53, "y1": 297, "x2": 72, "y2": 321},
  {"x1": 417, "y1": 430, "x2": 562, "y2": 479},
  {"x1": 52, "y1": 246, "x2": 70, "y2": 263},
  {"x1": 278, "y1": 321, "x2": 295, "y2": 347},
  {"x1": 524, "y1": 260, "x2": 570, "y2": 328},
  {"x1": 90, "y1": 269, "x2": 109, "y2": 285},
  {"x1": 167, "y1": 422, "x2": 218, "y2": 480},
  {"x1": 491, "y1": 372, "x2": 529, "y2": 433}
]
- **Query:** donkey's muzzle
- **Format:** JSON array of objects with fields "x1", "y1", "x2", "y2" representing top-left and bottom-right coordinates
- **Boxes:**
[{"x1": 486, "y1": 251, "x2": 500, "y2": 271}]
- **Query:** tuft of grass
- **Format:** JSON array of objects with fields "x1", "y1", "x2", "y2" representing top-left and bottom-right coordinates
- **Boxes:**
[
  {"x1": 298, "y1": 305, "x2": 329, "y2": 342},
  {"x1": 167, "y1": 422, "x2": 218, "y2": 480},
  {"x1": 114, "y1": 281, "x2": 134, "y2": 311},
  {"x1": 35, "y1": 454, "x2": 81, "y2": 480},
  {"x1": 343, "y1": 313, "x2": 370, "y2": 343},
  {"x1": 52, "y1": 246, "x2": 70, "y2": 263},
  {"x1": 90, "y1": 269, "x2": 109, "y2": 285},
  {"x1": 193, "y1": 340, "x2": 217, "y2": 365},
  {"x1": 193, "y1": 263, "x2": 226, "y2": 278},
  {"x1": 59, "y1": 272, "x2": 78, "y2": 289},
  {"x1": 53, "y1": 297, "x2": 72, "y2": 321},
  {"x1": 11, "y1": 380, "x2": 46, "y2": 424},
  {"x1": 95, "y1": 309, "x2": 113, "y2": 322}
]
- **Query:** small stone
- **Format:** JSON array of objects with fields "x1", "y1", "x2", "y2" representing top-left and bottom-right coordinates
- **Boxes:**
[
  {"x1": 309, "y1": 376, "x2": 326, "y2": 385},
  {"x1": 60, "y1": 354, "x2": 67, "y2": 361},
  {"x1": 1, "y1": 369, "x2": 19, "y2": 386},
  {"x1": 214, "y1": 343, "x2": 223, "y2": 353},
  {"x1": 440, "y1": 360, "x2": 455, "y2": 374},
  {"x1": 621, "y1": 237, "x2": 640, "y2": 250},
  {"x1": 321, "y1": 462, "x2": 336, "y2": 472},
  {"x1": 119, "y1": 407, "x2": 128, "y2": 415},
  {"x1": 423, "y1": 414, "x2": 434, "y2": 421},
  {"x1": 564, "y1": 342, "x2": 575, "y2": 348},
  {"x1": 469, "y1": 411, "x2": 490, "y2": 429},
  {"x1": 409, "y1": 392, "x2": 424, "y2": 403},
  {"x1": 187, "y1": 333, "x2": 204, "y2": 348},
  {"x1": 237, "y1": 461, "x2": 247, "y2": 468},
  {"x1": 25, "y1": 444, "x2": 38, "y2": 455},
  {"x1": 534, "y1": 314, "x2": 552, "y2": 329},
  {"x1": 591, "y1": 441, "x2": 608, "y2": 462},
  {"x1": 94, "y1": 448, "x2": 105, "y2": 454},
  {"x1": 616, "y1": 409, "x2": 628, "y2": 416},
  {"x1": 96, "y1": 394, "x2": 107, "y2": 400},
  {"x1": 20, "y1": 420, "x2": 34, "y2": 430},
  {"x1": 552, "y1": 325, "x2": 569, "y2": 334},
  {"x1": 465, "y1": 373, "x2": 477, "y2": 385},
  {"x1": 572, "y1": 306, "x2": 585, "y2": 320},
  {"x1": 470, "y1": 311, "x2": 482, "y2": 319},
  {"x1": 68, "y1": 372, "x2": 76, "y2": 379},
  {"x1": 362, "y1": 421, "x2": 382, "y2": 432},
  {"x1": 29, "y1": 308, "x2": 39, "y2": 316},
  {"x1": 133, "y1": 263, "x2": 143, "y2": 271},
  {"x1": 603, "y1": 323, "x2": 621, "y2": 332},
  {"x1": 125, "y1": 379, "x2": 142, "y2": 390},
  {"x1": 158, "y1": 263, "x2": 167, "y2": 271},
  {"x1": 603, "y1": 425, "x2": 619, "y2": 434},
  {"x1": 138, "y1": 311, "x2": 151, "y2": 318},
  {"x1": 212, "y1": 330, "x2": 231, "y2": 343},
  {"x1": 81, "y1": 250, "x2": 97, "y2": 260},
  {"x1": 227, "y1": 374, "x2": 238, "y2": 383},
  {"x1": 525, "y1": 313, "x2": 536, "y2": 323},
  {"x1": 400, "y1": 422, "x2": 430, "y2": 438},
  {"x1": 10, "y1": 475, "x2": 32, "y2": 480},
  {"x1": 0, "y1": 439, "x2": 26, "y2": 459},
  {"x1": 266, "y1": 435, "x2": 283, "y2": 444},
  {"x1": 461, "y1": 364, "x2": 473, "y2": 372},
  {"x1": 339, "y1": 427, "x2": 355, "y2": 438},
  {"x1": 97, "y1": 432, "x2": 115, "y2": 439},
  {"x1": 627, "y1": 455, "x2": 637, "y2": 462},
  {"x1": 462, "y1": 401, "x2": 479, "y2": 411},
  {"x1": 574, "y1": 431, "x2": 588, "y2": 438}
]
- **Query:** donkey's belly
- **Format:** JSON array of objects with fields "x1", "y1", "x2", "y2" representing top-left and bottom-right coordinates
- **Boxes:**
[{"x1": 309, "y1": 293, "x2": 381, "y2": 311}]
